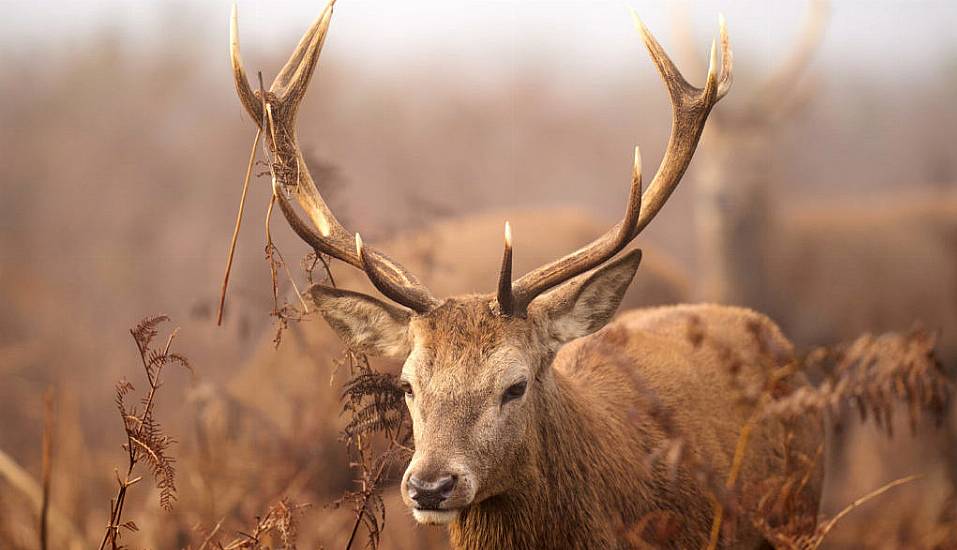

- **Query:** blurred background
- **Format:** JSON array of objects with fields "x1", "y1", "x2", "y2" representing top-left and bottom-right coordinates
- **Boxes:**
[{"x1": 1, "y1": 0, "x2": 955, "y2": 548}]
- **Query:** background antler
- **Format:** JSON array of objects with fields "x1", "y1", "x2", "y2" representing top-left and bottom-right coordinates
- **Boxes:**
[
  {"x1": 230, "y1": 2, "x2": 440, "y2": 313},
  {"x1": 498, "y1": 14, "x2": 733, "y2": 317},
  {"x1": 672, "y1": 0, "x2": 827, "y2": 126}
]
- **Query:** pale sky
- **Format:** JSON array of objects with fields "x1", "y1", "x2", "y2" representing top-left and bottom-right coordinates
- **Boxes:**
[{"x1": 2, "y1": 1, "x2": 955, "y2": 86}]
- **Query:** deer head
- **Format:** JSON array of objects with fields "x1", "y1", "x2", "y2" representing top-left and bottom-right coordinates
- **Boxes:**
[{"x1": 230, "y1": 1, "x2": 731, "y2": 525}]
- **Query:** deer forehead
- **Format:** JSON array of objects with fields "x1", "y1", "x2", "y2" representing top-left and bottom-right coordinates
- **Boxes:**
[{"x1": 403, "y1": 299, "x2": 535, "y2": 392}]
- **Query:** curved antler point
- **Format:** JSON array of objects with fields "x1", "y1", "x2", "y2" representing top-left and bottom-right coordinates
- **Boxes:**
[{"x1": 633, "y1": 146, "x2": 642, "y2": 181}]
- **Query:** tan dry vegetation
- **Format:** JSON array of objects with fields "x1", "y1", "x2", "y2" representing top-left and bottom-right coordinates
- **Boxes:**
[{"x1": 0, "y1": 1, "x2": 956, "y2": 548}]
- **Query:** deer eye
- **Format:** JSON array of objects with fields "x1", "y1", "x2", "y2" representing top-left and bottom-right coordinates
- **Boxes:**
[
  {"x1": 398, "y1": 380, "x2": 414, "y2": 398},
  {"x1": 501, "y1": 380, "x2": 527, "y2": 405}
]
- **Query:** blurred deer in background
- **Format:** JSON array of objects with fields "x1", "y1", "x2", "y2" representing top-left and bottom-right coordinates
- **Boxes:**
[
  {"x1": 230, "y1": 3, "x2": 824, "y2": 548},
  {"x1": 681, "y1": 1, "x2": 957, "y2": 363},
  {"x1": 679, "y1": 2, "x2": 957, "y2": 534}
]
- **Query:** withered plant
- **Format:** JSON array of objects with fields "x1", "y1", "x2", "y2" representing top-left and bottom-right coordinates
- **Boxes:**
[
  {"x1": 214, "y1": 498, "x2": 310, "y2": 550},
  {"x1": 334, "y1": 349, "x2": 414, "y2": 550},
  {"x1": 99, "y1": 315, "x2": 192, "y2": 550},
  {"x1": 766, "y1": 327, "x2": 952, "y2": 434},
  {"x1": 719, "y1": 327, "x2": 953, "y2": 549}
]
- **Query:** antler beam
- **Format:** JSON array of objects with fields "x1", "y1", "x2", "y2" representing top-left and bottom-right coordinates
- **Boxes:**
[
  {"x1": 498, "y1": 13, "x2": 732, "y2": 316},
  {"x1": 230, "y1": 2, "x2": 440, "y2": 313}
]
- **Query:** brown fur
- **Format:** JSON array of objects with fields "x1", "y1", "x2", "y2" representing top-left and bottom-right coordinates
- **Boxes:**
[{"x1": 403, "y1": 302, "x2": 824, "y2": 549}]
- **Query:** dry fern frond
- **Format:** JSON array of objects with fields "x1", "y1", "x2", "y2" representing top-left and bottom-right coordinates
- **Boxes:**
[
  {"x1": 130, "y1": 314, "x2": 170, "y2": 350},
  {"x1": 333, "y1": 349, "x2": 414, "y2": 549},
  {"x1": 765, "y1": 328, "x2": 953, "y2": 434},
  {"x1": 99, "y1": 316, "x2": 191, "y2": 550},
  {"x1": 218, "y1": 498, "x2": 310, "y2": 550}
]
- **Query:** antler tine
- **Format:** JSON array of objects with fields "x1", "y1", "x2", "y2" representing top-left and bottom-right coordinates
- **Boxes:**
[
  {"x1": 506, "y1": 146, "x2": 643, "y2": 316},
  {"x1": 232, "y1": 1, "x2": 439, "y2": 313},
  {"x1": 717, "y1": 14, "x2": 733, "y2": 100},
  {"x1": 271, "y1": 2, "x2": 335, "y2": 119},
  {"x1": 272, "y1": 1, "x2": 335, "y2": 95},
  {"x1": 630, "y1": 12, "x2": 731, "y2": 235},
  {"x1": 670, "y1": 10, "x2": 734, "y2": 104},
  {"x1": 230, "y1": 4, "x2": 263, "y2": 123},
  {"x1": 355, "y1": 234, "x2": 440, "y2": 312},
  {"x1": 497, "y1": 222, "x2": 514, "y2": 315},
  {"x1": 755, "y1": 0, "x2": 827, "y2": 120},
  {"x1": 507, "y1": 14, "x2": 732, "y2": 316}
]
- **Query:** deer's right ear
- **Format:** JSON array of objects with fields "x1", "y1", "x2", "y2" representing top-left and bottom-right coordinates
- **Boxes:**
[{"x1": 309, "y1": 285, "x2": 413, "y2": 359}]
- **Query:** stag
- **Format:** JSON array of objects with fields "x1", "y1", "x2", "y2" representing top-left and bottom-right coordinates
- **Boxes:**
[
  {"x1": 679, "y1": 2, "x2": 957, "y2": 528},
  {"x1": 680, "y1": 1, "x2": 957, "y2": 361},
  {"x1": 230, "y1": 3, "x2": 823, "y2": 548}
]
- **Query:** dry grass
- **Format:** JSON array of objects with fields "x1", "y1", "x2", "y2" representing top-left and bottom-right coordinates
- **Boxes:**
[{"x1": 627, "y1": 324, "x2": 954, "y2": 549}]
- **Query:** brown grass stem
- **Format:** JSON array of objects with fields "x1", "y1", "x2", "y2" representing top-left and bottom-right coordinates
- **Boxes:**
[
  {"x1": 39, "y1": 388, "x2": 54, "y2": 550},
  {"x1": 217, "y1": 128, "x2": 263, "y2": 326},
  {"x1": 812, "y1": 474, "x2": 923, "y2": 549}
]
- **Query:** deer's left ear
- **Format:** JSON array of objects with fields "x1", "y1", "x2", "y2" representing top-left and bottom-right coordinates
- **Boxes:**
[{"x1": 530, "y1": 249, "x2": 642, "y2": 350}]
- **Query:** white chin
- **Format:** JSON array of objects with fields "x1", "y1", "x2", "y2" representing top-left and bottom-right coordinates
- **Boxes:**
[{"x1": 412, "y1": 509, "x2": 459, "y2": 525}]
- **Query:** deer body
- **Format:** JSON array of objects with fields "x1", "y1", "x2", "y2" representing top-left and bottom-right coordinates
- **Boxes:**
[{"x1": 445, "y1": 304, "x2": 821, "y2": 550}]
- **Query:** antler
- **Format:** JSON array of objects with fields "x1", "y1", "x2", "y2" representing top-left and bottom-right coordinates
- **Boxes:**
[
  {"x1": 230, "y1": 1, "x2": 440, "y2": 313},
  {"x1": 497, "y1": 13, "x2": 732, "y2": 317},
  {"x1": 753, "y1": 0, "x2": 828, "y2": 121},
  {"x1": 672, "y1": 1, "x2": 826, "y2": 125}
]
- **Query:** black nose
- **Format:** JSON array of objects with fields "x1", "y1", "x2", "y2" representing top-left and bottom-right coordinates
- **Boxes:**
[{"x1": 407, "y1": 474, "x2": 457, "y2": 510}]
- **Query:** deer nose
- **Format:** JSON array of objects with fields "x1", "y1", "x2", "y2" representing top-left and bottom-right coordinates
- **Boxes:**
[{"x1": 407, "y1": 474, "x2": 457, "y2": 510}]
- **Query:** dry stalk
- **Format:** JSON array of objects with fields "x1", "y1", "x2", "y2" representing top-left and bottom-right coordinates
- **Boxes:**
[
  {"x1": 756, "y1": 474, "x2": 924, "y2": 550},
  {"x1": 257, "y1": 71, "x2": 313, "y2": 348},
  {"x1": 39, "y1": 388, "x2": 55, "y2": 550},
  {"x1": 99, "y1": 315, "x2": 192, "y2": 550},
  {"x1": 814, "y1": 474, "x2": 923, "y2": 547},
  {"x1": 217, "y1": 128, "x2": 263, "y2": 326},
  {"x1": 0, "y1": 447, "x2": 82, "y2": 545}
]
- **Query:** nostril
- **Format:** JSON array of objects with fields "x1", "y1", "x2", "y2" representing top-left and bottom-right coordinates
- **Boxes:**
[
  {"x1": 408, "y1": 474, "x2": 457, "y2": 509},
  {"x1": 438, "y1": 474, "x2": 457, "y2": 496}
]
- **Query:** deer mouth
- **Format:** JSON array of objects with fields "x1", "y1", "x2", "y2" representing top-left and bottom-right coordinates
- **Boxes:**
[{"x1": 411, "y1": 508, "x2": 460, "y2": 525}]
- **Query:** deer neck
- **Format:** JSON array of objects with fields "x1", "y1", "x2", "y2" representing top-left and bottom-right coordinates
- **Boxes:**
[
  {"x1": 693, "y1": 140, "x2": 775, "y2": 310},
  {"x1": 448, "y1": 368, "x2": 629, "y2": 550}
]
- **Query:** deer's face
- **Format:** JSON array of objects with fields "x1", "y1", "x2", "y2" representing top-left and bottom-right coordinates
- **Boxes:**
[{"x1": 397, "y1": 299, "x2": 544, "y2": 524}]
